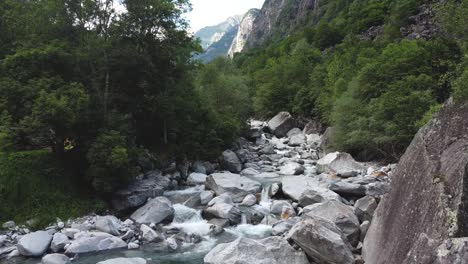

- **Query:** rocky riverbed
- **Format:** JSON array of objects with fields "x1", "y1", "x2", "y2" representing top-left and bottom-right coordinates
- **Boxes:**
[{"x1": 0, "y1": 112, "x2": 392, "y2": 264}]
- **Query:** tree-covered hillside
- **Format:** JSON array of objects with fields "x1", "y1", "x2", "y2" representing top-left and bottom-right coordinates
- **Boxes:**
[{"x1": 220, "y1": 0, "x2": 467, "y2": 161}]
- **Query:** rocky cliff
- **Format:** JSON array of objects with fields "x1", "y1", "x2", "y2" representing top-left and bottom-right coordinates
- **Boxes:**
[
  {"x1": 363, "y1": 98, "x2": 468, "y2": 263},
  {"x1": 244, "y1": 0, "x2": 315, "y2": 49},
  {"x1": 194, "y1": 16, "x2": 241, "y2": 50},
  {"x1": 228, "y1": 9, "x2": 260, "y2": 57}
]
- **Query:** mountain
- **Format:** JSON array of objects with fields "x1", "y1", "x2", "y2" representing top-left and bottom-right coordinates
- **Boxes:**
[
  {"x1": 194, "y1": 9, "x2": 260, "y2": 63},
  {"x1": 244, "y1": 0, "x2": 315, "y2": 49},
  {"x1": 228, "y1": 9, "x2": 260, "y2": 57},
  {"x1": 194, "y1": 15, "x2": 241, "y2": 49}
]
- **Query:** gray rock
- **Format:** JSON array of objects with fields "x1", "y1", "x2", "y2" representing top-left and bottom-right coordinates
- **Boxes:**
[
  {"x1": 360, "y1": 221, "x2": 370, "y2": 242},
  {"x1": 187, "y1": 173, "x2": 208, "y2": 185},
  {"x1": 97, "y1": 258, "x2": 147, "y2": 264},
  {"x1": 272, "y1": 218, "x2": 299, "y2": 236},
  {"x1": 96, "y1": 215, "x2": 122, "y2": 236},
  {"x1": 267, "y1": 112, "x2": 297, "y2": 138},
  {"x1": 303, "y1": 120, "x2": 323, "y2": 135},
  {"x1": 298, "y1": 188, "x2": 342, "y2": 207},
  {"x1": 354, "y1": 196, "x2": 377, "y2": 222},
  {"x1": 205, "y1": 172, "x2": 261, "y2": 202},
  {"x1": 140, "y1": 224, "x2": 164, "y2": 243},
  {"x1": 208, "y1": 218, "x2": 230, "y2": 228},
  {"x1": 241, "y1": 194, "x2": 257, "y2": 206},
  {"x1": 61, "y1": 228, "x2": 80, "y2": 239},
  {"x1": 166, "y1": 237, "x2": 178, "y2": 251},
  {"x1": 329, "y1": 181, "x2": 367, "y2": 197},
  {"x1": 65, "y1": 232, "x2": 127, "y2": 255},
  {"x1": 220, "y1": 150, "x2": 242, "y2": 173},
  {"x1": 203, "y1": 203, "x2": 241, "y2": 224},
  {"x1": 112, "y1": 174, "x2": 171, "y2": 211},
  {"x1": 50, "y1": 233, "x2": 70, "y2": 252},
  {"x1": 17, "y1": 231, "x2": 52, "y2": 257},
  {"x1": 317, "y1": 152, "x2": 366, "y2": 175},
  {"x1": 279, "y1": 162, "x2": 304, "y2": 175},
  {"x1": 204, "y1": 237, "x2": 309, "y2": 264},
  {"x1": 2, "y1": 221, "x2": 15, "y2": 229},
  {"x1": 208, "y1": 193, "x2": 234, "y2": 206},
  {"x1": 281, "y1": 176, "x2": 328, "y2": 201},
  {"x1": 41, "y1": 253, "x2": 70, "y2": 264},
  {"x1": 318, "y1": 127, "x2": 336, "y2": 154},
  {"x1": 365, "y1": 182, "x2": 390, "y2": 198},
  {"x1": 128, "y1": 242, "x2": 139, "y2": 249},
  {"x1": 200, "y1": 191, "x2": 215, "y2": 205},
  {"x1": 192, "y1": 161, "x2": 207, "y2": 174},
  {"x1": 288, "y1": 134, "x2": 306, "y2": 147},
  {"x1": 236, "y1": 149, "x2": 254, "y2": 163},
  {"x1": 240, "y1": 167, "x2": 260, "y2": 176},
  {"x1": 130, "y1": 197, "x2": 174, "y2": 225},
  {"x1": 287, "y1": 128, "x2": 302, "y2": 137},
  {"x1": 270, "y1": 200, "x2": 295, "y2": 216},
  {"x1": 287, "y1": 215, "x2": 354, "y2": 264},
  {"x1": 304, "y1": 201, "x2": 360, "y2": 247},
  {"x1": 435, "y1": 238, "x2": 468, "y2": 264}
]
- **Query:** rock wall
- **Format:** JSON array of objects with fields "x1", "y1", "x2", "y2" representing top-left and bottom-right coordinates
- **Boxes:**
[
  {"x1": 227, "y1": 9, "x2": 259, "y2": 57},
  {"x1": 363, "y1": 99, "x2": 468, "y2": 264}
]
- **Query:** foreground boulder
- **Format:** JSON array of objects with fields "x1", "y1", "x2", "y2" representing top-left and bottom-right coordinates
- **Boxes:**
[
  {"x1": 281, "y1": 176, "x2": 328, "y2": 201},
  {"x1": 96, "y1": 215, "x2": 122, "y2": 236},
  {"x1": 287, "y1": 215, "x2": 354, "y2": 264},
  {"x1": 203, "y1": 203, "x2": 242, "y2": 224},
  {"x1": 298, "y1": 188, "x2": 341, "y2": 207},
  {"x1": 268, "y1": 112, "x2": 296, "y2": 137},
  {"x1": 41, "y1": 254, "x2": 70, "y2": 264},
  {"x1": 65, "y1": 232, "x2": 126, "y2": 255},
  {"x1": 204, "y1": 237, "x2": 309, "y2": 264},
  {"x1": 304, "y1": 201, "x2": 361, "y2": 246},
  {"x1": 317, "y1": 152, "x2": 366, "y2": 176},
  {"x1": 363, "y1": 99, "x2": 468, "y2": 264},
  {"x1": 17, "y1": 231, "x2": 52, "y2": 257},
  {"x1": 130, "y1": 197, "x2": 174, "y2": 225},
  {"x1": 220, "y1": 150, "x2": 242, "y2": 173},
  {"x1": 97, "y1": 258, "x2": 147, "y2": 264},
  {"x1": 205, "y1": 172, "x2": 262, "y2": 202}
]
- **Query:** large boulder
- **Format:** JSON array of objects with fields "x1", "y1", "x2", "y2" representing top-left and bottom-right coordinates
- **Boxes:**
[
  {"x1": 186, "y1": 173, "x2": 208, "y2": 186},
  {"x1": 363, "y1": 100, "x2": 468, "y2": 264},
  {"x1": 112, "y1": 173, "x2": 171, "y2": 211},
  {"x1": 220, "y1": 150, "x2": 242, "y2": 173},
  {"x1": 318, "y1": 127, "x2": 336, "y2": 154},
  {"x1": 329, "y1": 181, "x2": 367, "y2": 197},
  {"x1": 279, "y1": 162, "x2": 304, "y2": 175},
  {"x1": 270, "y1": 200, "x2": 295, "y2": 216},
  {"x1": 140, "y1": 224, "x2": 164, "y2": 243},
  {"x1": 17, "y1": 231, "x2": 52, "y2": 257},
  {"x1": 96, "y1": 215, "x2": 122, "y2": 236},
  {"x1": 298, "y1": 188, "x2": 341, "y2": 207},
  {"x1": 281, "y1": 176, "x2": 328, "y2": 201},
  {"x1": 268, "y1": 112, "x2": 297, "y2": 138},
  {"x1": 286, "y1": 215, "x2": 354, "y2": 264},
  {"x1": 42, "y1": 254, "x2": 70, "y2": 264},
  {"x1": 97, "y1": 258, "x2": 147, "y2": 264},
  {"x1": 130, "y1": 197, "x2": 174, "y2": 225},
  {"x1": 65, "y1": 232, "x2": 126, "y2": 255},
  {"x1": 354, "y1": 196, "x2": 378, "y2": 223},
  {"x1": 205, "y1": 172, "x2": 262, "y2": 203},
  {"x1": 204, "y1": 237, "x2": 309, "y2": 264},
  {"x1": 303, "y1": 201, "x2": 361, "y2": 246},
  {"x1": 203, "y1": 203, "x2": 242, "y2": 224},
  {"x1": 288, "y1": 134, "x2": 306, "y2": 147},
  {"x1": 50, "y1": 233, "x2": 70, "y2": 252},
  {"x1": 317, "y1": 152, "x2": 366, "y2": 176}
]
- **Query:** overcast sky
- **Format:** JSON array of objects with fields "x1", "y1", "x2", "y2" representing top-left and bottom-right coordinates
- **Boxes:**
[{"x1": 186, "y1": 0, "x2": 265, "y2": 32}]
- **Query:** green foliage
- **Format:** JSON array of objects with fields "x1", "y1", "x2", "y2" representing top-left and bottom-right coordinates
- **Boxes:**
[
  {"x1": 453, "y1": 67, "x2": 468, "y2": 102},
  {"x1": 0, "y1": 150, "x2": 104, "y2": 228},
  {"x1": 86, "y1": 130, "x2": 137, "y2": 193}
]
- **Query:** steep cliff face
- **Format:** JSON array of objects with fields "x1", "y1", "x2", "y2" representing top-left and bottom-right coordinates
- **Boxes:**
[
  {"x1": 363, "y1": 99, "x2": 468, "y2": 264},
  {"x1": 228, "y1": 9, "x2": 260, "y2": 57},
  {"x1": 195, "y1": 16, "x2": 241, "y2": 50},
  {"x1": 245, "y1": 0, "x2": 315, "y2": 49}
]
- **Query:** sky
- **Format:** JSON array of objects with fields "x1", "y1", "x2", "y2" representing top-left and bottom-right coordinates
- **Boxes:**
[{"x1": 186, "y1": 0, "x2": 265, "y2": 32}]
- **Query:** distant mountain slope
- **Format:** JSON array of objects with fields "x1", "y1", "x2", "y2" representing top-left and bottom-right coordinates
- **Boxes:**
[
  {"x1": 194, "y1": 16, "x2": 241, "y2": 50},
  {"x1": 194, "y1": 9, "x2": 259, "y2": 63},
  {"x1": 228, "y1": 9, "x2": 260, "y2": 57}
]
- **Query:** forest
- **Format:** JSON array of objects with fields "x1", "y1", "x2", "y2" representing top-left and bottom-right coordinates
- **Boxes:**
[{"x1": 0, "y1": 0, "x2": 467, "y2": 227}]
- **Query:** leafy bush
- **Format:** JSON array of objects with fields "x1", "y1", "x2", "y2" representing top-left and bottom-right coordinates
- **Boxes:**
[{"x1": 0, "y1": 150, "x2": 104, "y2": 228}]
